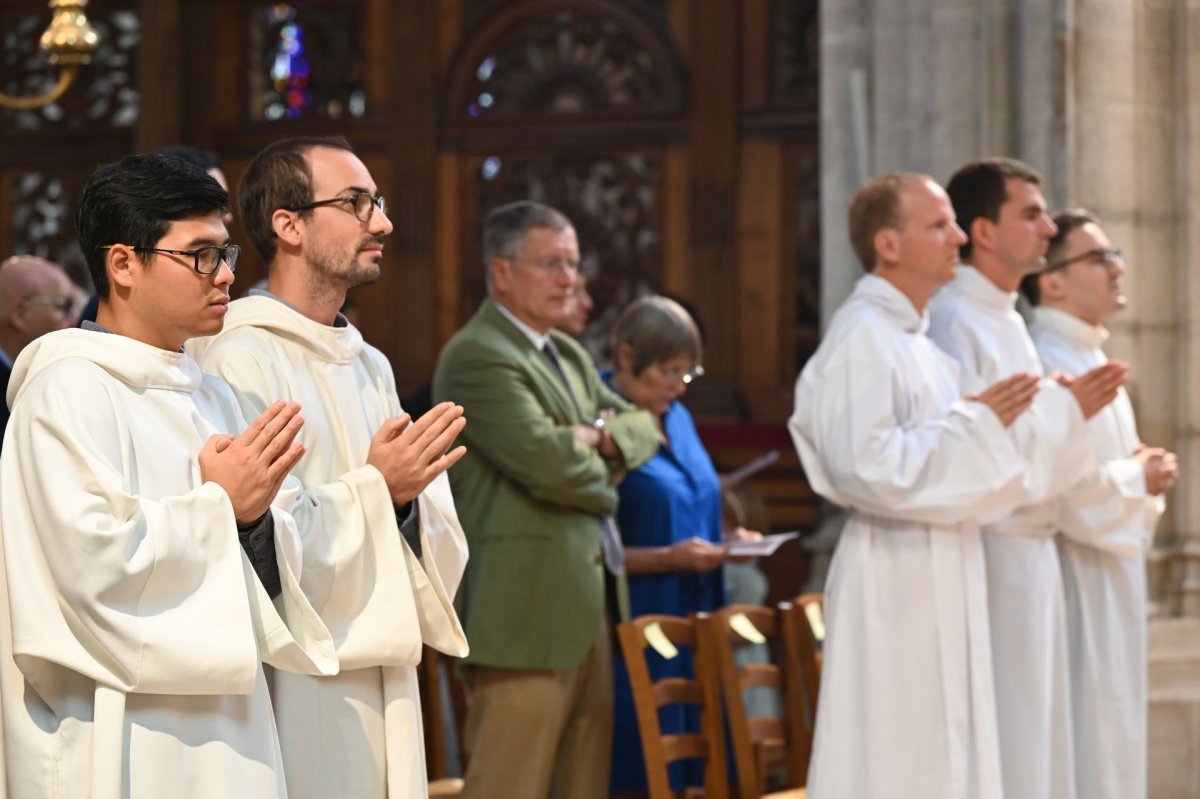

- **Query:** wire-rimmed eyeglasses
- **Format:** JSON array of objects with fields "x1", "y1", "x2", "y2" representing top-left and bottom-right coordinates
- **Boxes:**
[
  {"x1": 286, "y1": 192, "x2": 387, "y2": 224},
  {"x1": 1045, "y1": 247, "x2": 1123, "y2": 272},
  {"x1": 25, "y1": 295, "x2": 75, "y2": 315},
  {"x1": 660, "y1": 364, "x2": 706, "y2": 385},
  {"x1": 98, "y1": 244, "x2": 240, "y2": 275}
]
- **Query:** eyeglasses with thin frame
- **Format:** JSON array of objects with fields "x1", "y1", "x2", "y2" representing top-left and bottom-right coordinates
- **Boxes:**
[
  {"x1": 286, "y1": 192, "x2": 387, "y2": 224},
  {"x1": 98, "y1": 244, "x2": 240, "y2": 275},
  {"x1": 25, "y1": 295, "x2": 75, "y2": 315},
  {"x1": 502, "y1": 255, "x2": 580, "y2": 275},
  {"x1": 659, "y1": 364, "x2": 706, "y2": 385},
  {"x1": 1045, "y1": 247, "x2": 1123, "y2": 272}
]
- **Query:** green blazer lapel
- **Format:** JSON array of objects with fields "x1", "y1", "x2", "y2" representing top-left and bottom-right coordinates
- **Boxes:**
[{"x1": 479, "y1": 299, "x2": 580, "y2": 424}]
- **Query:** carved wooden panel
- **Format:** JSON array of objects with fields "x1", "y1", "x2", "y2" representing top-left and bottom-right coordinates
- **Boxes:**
[
  {"x1": 772, "y1": 0, "x2": 819, "y2": 108},
  {"x1": 1, "y1": 3, "x2": 140, "y2": 132},
  {"x1": 3, "y1": 169, "x2": 90, "y2": 286},
  {"x1": 445, "y1": 0, "x2": 685, "y2": 131},
  {"x1": 791, "y1": 137, "x2": 820, "y2": 369},
  {"x1": 459, "y1": 148, "x2": 663, "y2": 359},
  {"x1": 463, "y1": 0, "x2": 669, "y2": 37}
]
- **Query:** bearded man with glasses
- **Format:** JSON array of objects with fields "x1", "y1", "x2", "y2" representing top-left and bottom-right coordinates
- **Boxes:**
[
  {"x1": 1021, "y1": 210, "x2": 1176, "y2": 799},
  {"x1": 0, "y1": 254, "x2": 77, "y2": 451},
  {"x1": 190, "y1": 136, "x2": 469, "y2": 799},
  {"x1": 0, "y1": 153, "x2": 337, "y2": 796}
]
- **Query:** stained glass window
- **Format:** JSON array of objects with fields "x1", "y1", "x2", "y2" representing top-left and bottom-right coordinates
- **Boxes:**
[{"x1": 247, "y1": 2, "x2": 366, "y2": 123}]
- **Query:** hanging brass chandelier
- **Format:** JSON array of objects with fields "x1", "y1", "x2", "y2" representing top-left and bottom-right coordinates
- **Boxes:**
[{"x1": 0, "y1": 0, "x2": 100, "y2": 111}]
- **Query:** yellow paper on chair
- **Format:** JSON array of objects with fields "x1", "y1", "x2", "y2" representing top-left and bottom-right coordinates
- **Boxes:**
[
  {"x1": 729, "y1": 612, "x2": 767, "y2": 644},
  {"x1": 643, "y1": 622, "x2": 679, "y2": 660},
  {"x1": 805, "y1": 603, "x2": 826, "y2": 642}
]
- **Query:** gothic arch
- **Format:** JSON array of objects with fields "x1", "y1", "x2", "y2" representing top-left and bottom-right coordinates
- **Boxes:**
[{"x1": 442, "y1": 0, "x2": 687, "y2": 145}]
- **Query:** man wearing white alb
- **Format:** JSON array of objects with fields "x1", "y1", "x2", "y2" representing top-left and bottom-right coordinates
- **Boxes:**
[
  {"x1": 0, "y1": 153, "x2": 336, "y2": 798},
  {"x1": 191, "y1": 137, "x2": 469, "y2": 799},
  {"x1": 1021, "y1": 210, "x2": 1176, "y2": 799},
  {"x1": 791, "y1": 171, "x2": 1042, "y2": 799},
  {"x1": 928, "y1": 158, "x2": 1128, "y2": 799}
]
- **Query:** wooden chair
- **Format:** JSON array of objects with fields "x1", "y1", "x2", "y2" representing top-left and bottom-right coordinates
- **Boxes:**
[
  {"x1": 706, "y1": 605, "x2": 806, "y2": 799},
  {"x1": 779, "y1": 594, "x2": 824, "y2": 783},
  {"x1": 617, "y1": 613, "x2": 729, "y2": 799},
  {"x1": 420, "y1": 645, "x2": 468, "y2": 797},
  {"x1": 783, "y1": 594, "x2": 824, "y2": 720}
]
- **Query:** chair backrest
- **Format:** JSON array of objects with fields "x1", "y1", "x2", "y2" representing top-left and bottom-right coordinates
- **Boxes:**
[
  {"x1": 708, "y1": 604, "x2": 800, "y2": 799},
  {"x1": 779, "y1": 594, "x2": 825, "y2": 785},
  {"x1": 419, "y1": 646, "x2": 469, "y2": 783},
  {"x1": 617, "y1": 613, "x2": 729, "y2": 799}
]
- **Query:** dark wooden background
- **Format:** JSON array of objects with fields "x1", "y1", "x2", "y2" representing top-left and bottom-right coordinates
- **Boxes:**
[{"x1": 1, "y1": 0, "x2": 822, "y2": 599}]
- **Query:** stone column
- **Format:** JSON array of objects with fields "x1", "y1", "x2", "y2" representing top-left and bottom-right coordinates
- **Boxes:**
[
  {"x1": 819, "y1": 0, "x2": 1068, "y2": 328},
  {"x1": 1067, "y1": 0, "x2": 1200, "y2": 617}
]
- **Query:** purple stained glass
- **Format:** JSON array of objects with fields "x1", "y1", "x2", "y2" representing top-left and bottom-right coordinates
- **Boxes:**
[{"x1": 248, "y1": 2, "x2": 366, "y2": 123}]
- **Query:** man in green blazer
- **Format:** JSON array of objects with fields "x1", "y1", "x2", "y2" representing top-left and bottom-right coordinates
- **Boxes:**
[{"x1": 433, "y1": 201, "x2": 658, "y2": 799}]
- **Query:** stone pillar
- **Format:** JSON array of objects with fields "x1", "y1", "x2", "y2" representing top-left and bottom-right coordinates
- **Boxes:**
[
  {"x1": 819, "y1": 0, "x2": 1068, "y2": 328},
  {"x1": 1163, "y1": 0, "x2": 1200, "y2": 617},
  {"x1": 1067, "y1": 0, "x2": 1200, "y2": 617}
]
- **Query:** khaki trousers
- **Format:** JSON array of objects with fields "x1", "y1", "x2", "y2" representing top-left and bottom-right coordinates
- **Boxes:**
[{"x1": 460, "y1": 620, "x2": 613, "y2": 799}]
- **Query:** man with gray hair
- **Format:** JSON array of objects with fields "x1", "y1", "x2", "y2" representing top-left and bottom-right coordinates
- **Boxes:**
[
  {"x1": 433, "y1": 201, "x2": 658, "y2": 799},
  {"x1": 0, "y1": 255, "x2": 77, "y2": 450}
]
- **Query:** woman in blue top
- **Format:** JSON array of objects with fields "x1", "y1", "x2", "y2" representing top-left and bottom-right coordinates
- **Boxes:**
[{"x1": 606, "y1": 295, "x2": 757, "y2": 795}]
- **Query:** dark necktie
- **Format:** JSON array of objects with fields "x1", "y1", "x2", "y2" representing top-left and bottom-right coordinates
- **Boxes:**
[{"x1": 541, "y1": 340, "x2": 626, "y2": 575}]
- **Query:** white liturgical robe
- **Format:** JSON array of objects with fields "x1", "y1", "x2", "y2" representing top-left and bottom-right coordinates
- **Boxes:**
[
  {"x1": 0, "y1": 329, "x2": 337, "y2": 799},
  {"x1": 1030, "y1": 306, "x2": 1163, "y2": 799},
  {"x1": 190, "y1": 295, "x2": 469, "y2": 799},
  {"x1": 789, "y1": 274, "x2": 1028, "y2": 799},
  {"x1": 928, "y1": 266, "x2": 1094, "y2": 799}
]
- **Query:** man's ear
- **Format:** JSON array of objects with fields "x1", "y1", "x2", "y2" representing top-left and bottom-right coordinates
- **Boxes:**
[
  {"x1": 615, "y1": 341, "x2": 635, "y2": 373},
  {"x1": 969, "y1": 216, "x2": 995, "y2": 255},
  {"x1": 8, "y1": 297, "x2": 32, "y2": 334},
  {"x1": 1038, "y1": 270, "x2": 1067, "y2": 303},
  {"x1": 489, "y1": 257, "x2": 511, "y2": 293},
  {"x1": 873, "y1": 228, "x2": 901, "y2": 266},
  {"x1": 106, "y1": 244, "x2": 139, "y2": 291},
  {"x1": 272, "y1": 209, "x2": 303, "y2": 247}
]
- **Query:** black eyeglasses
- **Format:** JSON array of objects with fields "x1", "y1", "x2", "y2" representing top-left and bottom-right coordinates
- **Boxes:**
[
  {"x1": 98, "y1": 244, "x2": 240, "y2": 275},
  {"x1": 286, "y1": 192, "x2": 387, "y2": 224},
  {"x1": 25, "y1": 295, "x2": 74, "y2": 315},
  {"x1": 1046, "y1": 247, "x2": 1123, "y2": 272}
]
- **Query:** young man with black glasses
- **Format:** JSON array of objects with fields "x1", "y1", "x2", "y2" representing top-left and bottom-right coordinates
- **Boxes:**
[
  {"x1": 190, "y1": 136, "x2": 469, "y2": 799},
  {"x1": 1023, "y1": 210, "x2": 1176, "y2": 799},
  {"x1": 0, "y1": 152, "x2": 335, "y2": 796}
]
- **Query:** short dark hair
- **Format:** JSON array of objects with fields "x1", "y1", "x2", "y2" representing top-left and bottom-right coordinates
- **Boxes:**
[
  {"x1": 482, "y1": 201, "x2": 573, "y2": 270},
  {"x1": 150, "y1": 145, "x2": 220, "y2": 172},
  {"x1": 238, "y1": 136, "x2": 354, "y2": 262},
  {"x1": 847, "y1": 172, "x2": 931, "y2": 271},
  {"x1": 946, "y1": 157, "x2": 1043, "y2": 261},
  {"x1": 1019, "y1": 208, "x2": 1100, "y2": 305},
  {"x1": 611, "y1": 295, "x2": 702, "y2": 375},
  {"x1": 76, "y1": 153, "x2": 228, "y2": 299}
]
